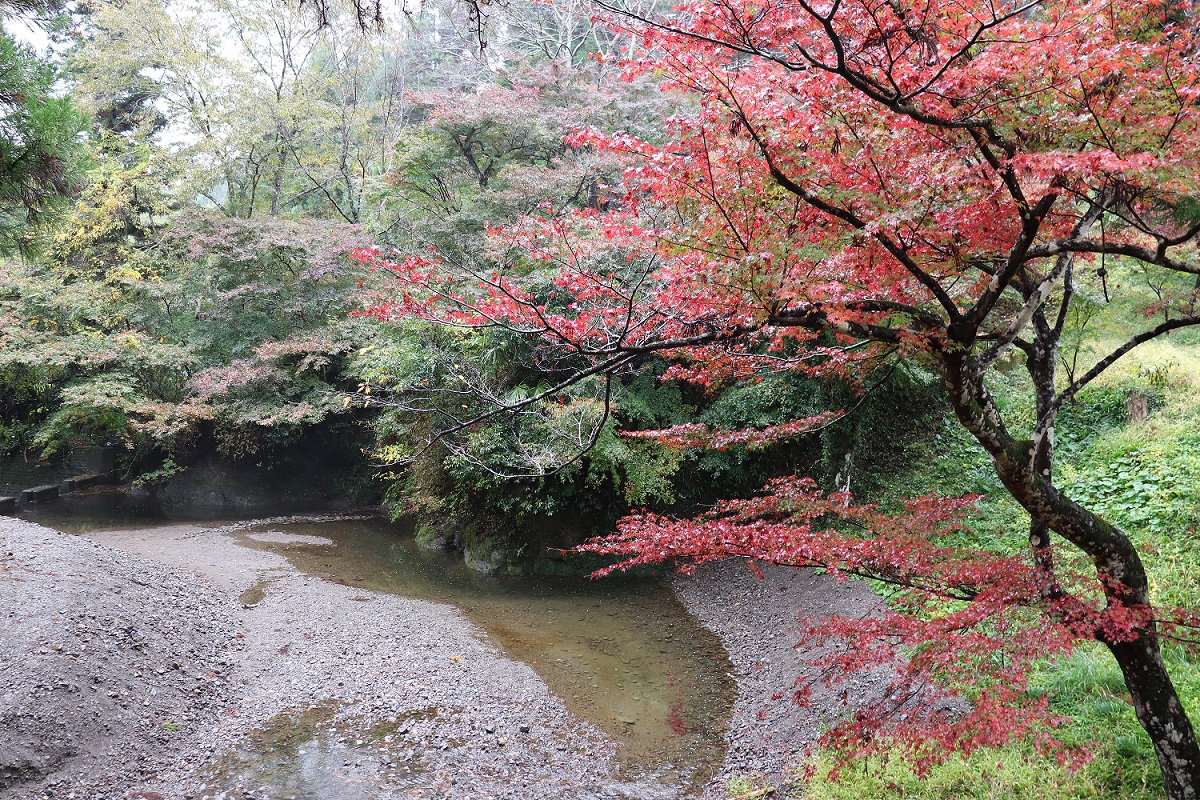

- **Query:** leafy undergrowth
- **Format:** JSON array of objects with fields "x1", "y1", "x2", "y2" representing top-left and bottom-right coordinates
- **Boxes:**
[
  {"x1": 802, "y1": 333, "x2": 1200, "y2": 799},
  {"x1": 806, "y1": 645, "x2": 1200, "y2": 800}
]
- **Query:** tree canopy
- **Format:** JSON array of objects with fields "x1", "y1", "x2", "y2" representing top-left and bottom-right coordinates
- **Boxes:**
[
  {"x1": 353, "y1": 0, "x2": 1200, "y2": 795},
  {"x1": 0, "y1": 15, "x2": 85, "y2": 250}
]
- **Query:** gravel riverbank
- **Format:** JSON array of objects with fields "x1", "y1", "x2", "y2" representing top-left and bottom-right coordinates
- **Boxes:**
[
  {"x1": 0, "y1": 518, "x2": 237, "y2": 797},
  {"x1": 675, "y1": 561, "x2": 887, "y2": 793},
  {"x1": 2, "y1": 516, "x2": 885, "y2": 799}
]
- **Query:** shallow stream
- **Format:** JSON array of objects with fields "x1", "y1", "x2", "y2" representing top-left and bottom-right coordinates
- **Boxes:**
[{"x1": 17, "y1": 493, "x2": 737, "y2": 788}]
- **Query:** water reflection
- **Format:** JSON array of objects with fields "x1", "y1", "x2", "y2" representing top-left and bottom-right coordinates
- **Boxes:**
[
  {"x1": 12, "y1": 486, "x2": 327, "y2": 533},
  {"x1": 13, "y1": 487, "x2": 174, "y2": 531}
]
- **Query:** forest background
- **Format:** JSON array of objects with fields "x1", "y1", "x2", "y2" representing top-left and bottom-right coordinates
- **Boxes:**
[{"x1": 0, "y1": 0, "x2": 1198, "y2": 797}]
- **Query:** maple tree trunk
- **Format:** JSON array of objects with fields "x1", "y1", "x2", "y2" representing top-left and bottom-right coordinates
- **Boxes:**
[
  {"x1": 1027, "y1": 338, "x2": 1059, "y2": 584},
  {"x1": 1108, "y1": 635, "x2": 1200, "y2": 800},
  {"x1": 1037, "y1": 497, "x2": 1200, "y2": 800},
  {"x1": 1001, "y1": 472, "x2": 1200, "y2": 800},
  {"x1": 941, "y1": 351, "x2": 1200, "y2": 798},
  {"x1": 1034, "y1": 328, "x2": 1200, "y2": 799}
]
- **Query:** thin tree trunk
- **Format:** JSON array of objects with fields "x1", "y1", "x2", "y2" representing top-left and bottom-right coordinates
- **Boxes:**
[
  {"x1": 1108, "y1": 636, "x2": 1200, "y2": 800},
  {"x1": 270, "y1": 140, "x2": 288, "y2": 217}
]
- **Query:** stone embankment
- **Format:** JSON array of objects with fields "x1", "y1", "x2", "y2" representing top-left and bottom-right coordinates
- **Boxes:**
[{"x1": 0, "y1": 447, "x2": 117, "y2": 514}]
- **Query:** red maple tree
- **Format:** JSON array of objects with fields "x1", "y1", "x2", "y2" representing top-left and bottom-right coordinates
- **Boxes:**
[{"x1": 354, "y1": 0, "x2": 1200, "y2": 794}]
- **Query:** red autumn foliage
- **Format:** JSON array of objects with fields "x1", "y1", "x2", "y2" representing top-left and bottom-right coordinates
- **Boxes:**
[
  {"x1": 579, "y1": 478, "x2": 1148, "y2": 771},
  {"x1": 355, "y1": 0, "x2": 1200, "y2": 793}
]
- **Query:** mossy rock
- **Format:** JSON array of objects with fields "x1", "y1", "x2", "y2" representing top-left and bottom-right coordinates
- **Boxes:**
[
  {"x1": 414, "y1": 518, "x2": 458, "y2": 551},
  {"x1": 463, "y1": 536, "x2": 511, "y2": 574}
]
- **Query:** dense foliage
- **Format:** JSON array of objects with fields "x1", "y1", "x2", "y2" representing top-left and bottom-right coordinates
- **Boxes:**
[
  {"x1": 0, "y1": 15, "x2": 86, "y2": 249},
  {"x1": 3, "y1": 0, "x2": 1200, "y2": 796}
]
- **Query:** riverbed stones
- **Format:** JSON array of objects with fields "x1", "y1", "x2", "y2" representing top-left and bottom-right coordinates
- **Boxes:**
[
  {"x1": 6, "y1": 518, "x2": 689, "y2": 799},
  {"x1": 244, "y1": 531, "x2": 335, "y2": 547},
  {"x1": 463, "y1": 537, "x2": 508, "y2": 574},
  {"x1": 0, "y1": 518, "x2": 236, "y2": 796},
  {"x1": 415, "y1": 519, "x2": 456, "y2": 550},
  {"x1": 674, "y1": 560, "x2": 893, "y2": 790},
  {"x1": 4, "y1": 513, "x2": 893, "y2": 800}
]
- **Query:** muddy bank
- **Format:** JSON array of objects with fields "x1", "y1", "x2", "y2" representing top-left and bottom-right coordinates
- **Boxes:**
[{"x1": 1, "y1": 516, "x2": 886, "y2": 799}]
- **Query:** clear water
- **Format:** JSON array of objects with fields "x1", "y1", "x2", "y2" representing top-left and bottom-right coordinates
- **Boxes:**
[{"x1": 238, "y1": 518, "x2": 736, "y2": 786}]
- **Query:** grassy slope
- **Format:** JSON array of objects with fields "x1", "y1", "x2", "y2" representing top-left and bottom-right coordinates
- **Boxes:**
[{"x1": 799, "y1": 296, "x2": 1200, "y2": 799}]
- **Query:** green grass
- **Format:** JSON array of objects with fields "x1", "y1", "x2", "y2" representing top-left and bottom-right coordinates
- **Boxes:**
[
  {"x1": 804, "y1": 744, "x2": 1150, "y2": 800},
  {"x1": 803, "y1": 316, "x2": 1200, "y2": 799}
]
